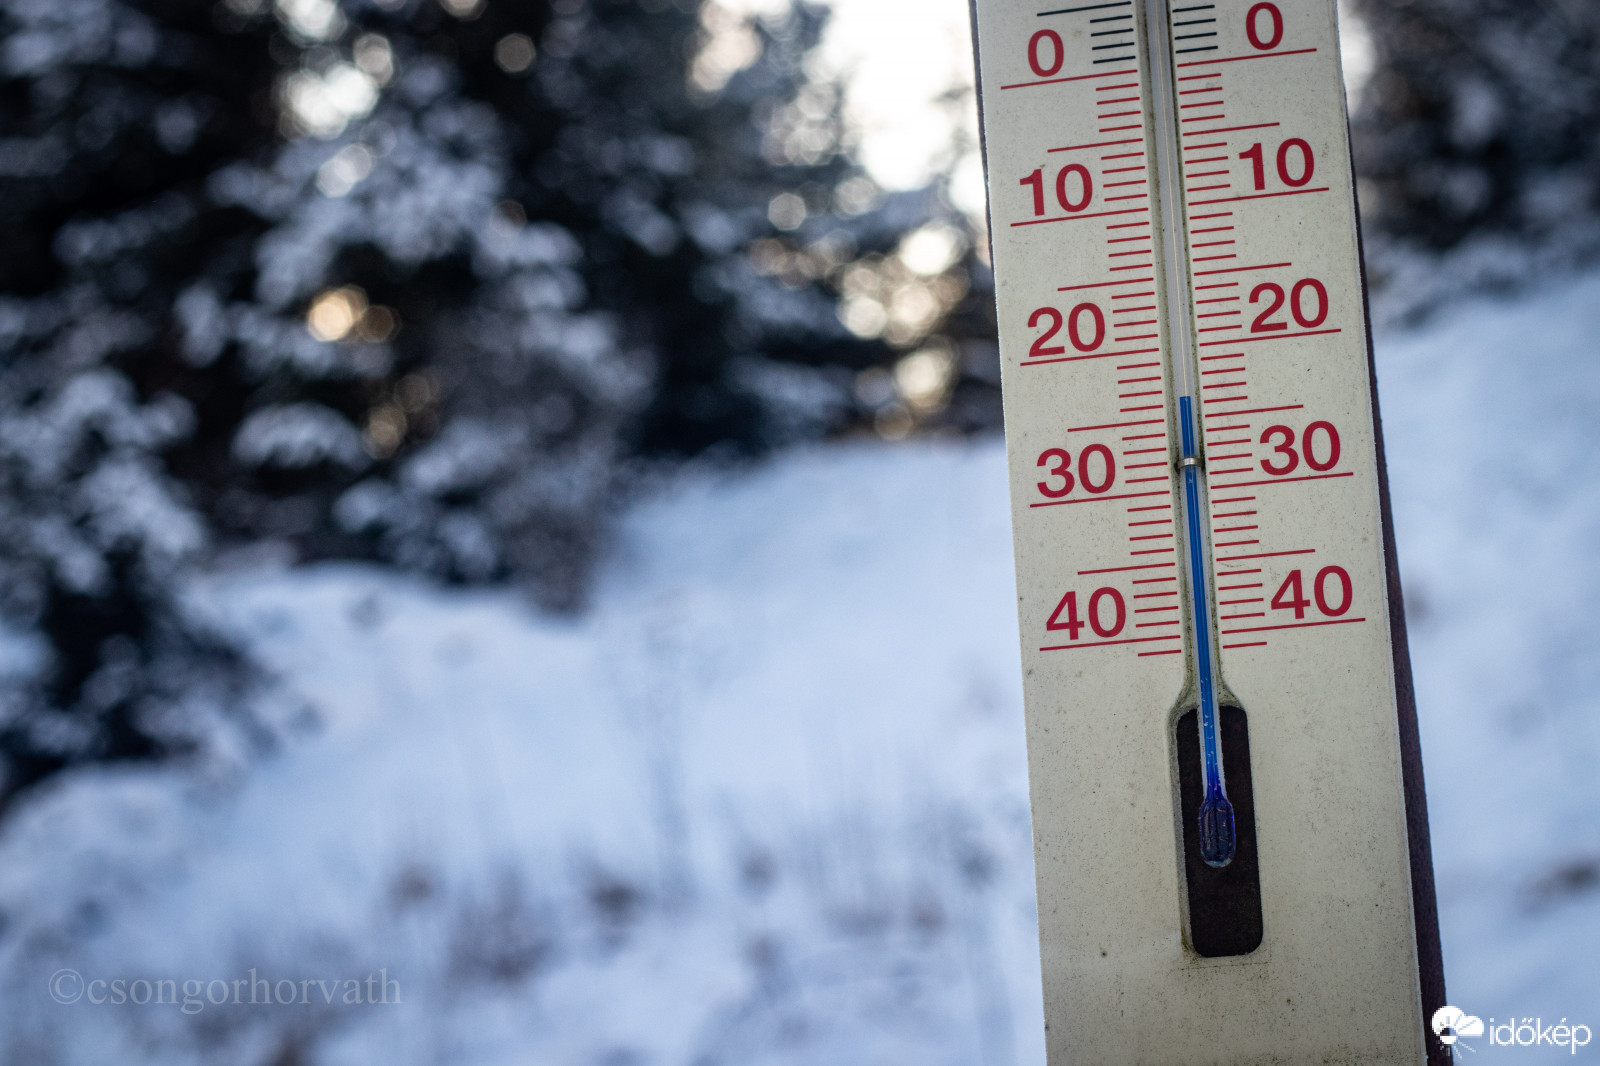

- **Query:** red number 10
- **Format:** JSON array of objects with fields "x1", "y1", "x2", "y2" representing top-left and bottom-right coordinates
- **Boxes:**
[
  {"x1": 1019, "y1": 165, "x2": 1093, "y2": 217},
  {"x1": 1239, "y1": 139, "x2": 1314, "y2": 190}
]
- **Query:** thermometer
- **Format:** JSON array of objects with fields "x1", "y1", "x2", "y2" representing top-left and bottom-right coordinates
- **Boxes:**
[
  {"x1": 969, "y1": 1, "x2": 1448, "y2": 1062},
  {"x1": 1142, "y1": 0, "x2": 1234, "y2": 867}
]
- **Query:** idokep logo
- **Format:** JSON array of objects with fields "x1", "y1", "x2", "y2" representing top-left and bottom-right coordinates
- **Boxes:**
[
  {"x1": 1434, "y1": 1006, "x2": 1484, "y2": 1050},
  {"x1": 1433, "y1": 1005, "x2": 1594, "y2": 1057}
]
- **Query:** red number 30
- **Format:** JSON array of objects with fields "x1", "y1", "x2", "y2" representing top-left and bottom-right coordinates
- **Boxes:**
[{"x1": 1035, "y1": 445, "x2": 1117, "y2": 498}]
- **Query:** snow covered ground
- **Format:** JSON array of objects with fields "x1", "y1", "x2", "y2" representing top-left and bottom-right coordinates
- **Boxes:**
[
  {"x1": 1, "y1": 270, "x2": 1598, "y2": 1063},
  {"x1": 1379, "y1": 272, "x2": 1600, "y2": 1029}
]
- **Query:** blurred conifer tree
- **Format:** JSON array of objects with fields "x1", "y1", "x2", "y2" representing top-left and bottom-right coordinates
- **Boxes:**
[
  {"x1": 1350, "y1": 0, "x2": 1600, "y2": 251},
  {"x1": 0, "y1": 0, "x2": 990, "y2": 805}
]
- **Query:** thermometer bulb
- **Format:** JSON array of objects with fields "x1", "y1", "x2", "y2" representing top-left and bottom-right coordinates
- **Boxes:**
[{"x1": 1198, "y1": 791, "x2": 1236, "y2": 868}]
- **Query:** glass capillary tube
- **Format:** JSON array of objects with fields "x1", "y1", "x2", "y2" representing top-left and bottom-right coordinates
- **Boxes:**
[{"x1": 1142, "y1": 0, "x2": 1236, "y2": 867}]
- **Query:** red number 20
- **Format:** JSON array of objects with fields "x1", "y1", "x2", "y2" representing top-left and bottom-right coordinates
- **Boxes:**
[{"x1": 1249, "y1": 278, "x2": 1328, "y2": 332}]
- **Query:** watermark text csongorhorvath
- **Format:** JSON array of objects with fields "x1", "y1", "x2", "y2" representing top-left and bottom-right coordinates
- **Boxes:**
[{"x1": 48, "y1": 968, "x2": 401, "y2": 1015}]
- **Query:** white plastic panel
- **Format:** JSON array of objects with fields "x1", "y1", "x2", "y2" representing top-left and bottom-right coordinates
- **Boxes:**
[{"x1": 971, "y1": 1, "x2": 1427, "y2": 1061}]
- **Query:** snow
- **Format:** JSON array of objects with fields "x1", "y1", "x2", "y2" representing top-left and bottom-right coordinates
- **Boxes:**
[
  {"x1": 1379, "y1": 270, "x2": 1600, "y2": 1024},
  {"x1": 0, "y1": 445, "x2": 1044, "y2": 1065},
  {"x1": 233, "y1": 402, "x2": 369, "y2": 471},
  {"x1": 1, "y1": 269, "x2": 1598, "y2": 1061}
]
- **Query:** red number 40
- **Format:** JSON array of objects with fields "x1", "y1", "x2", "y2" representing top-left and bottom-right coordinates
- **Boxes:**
[
  {"x1": 1047, "y1": 587, "x2": 1126, "y2": 640},
  {"x1": 1270, "y1": 566, "x2": 1352, "y2": 619}
]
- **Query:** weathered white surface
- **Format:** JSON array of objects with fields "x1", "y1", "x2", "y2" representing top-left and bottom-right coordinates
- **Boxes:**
[{"x1": 972, "y1": 0, "x2": 1423, "y2": 1059}]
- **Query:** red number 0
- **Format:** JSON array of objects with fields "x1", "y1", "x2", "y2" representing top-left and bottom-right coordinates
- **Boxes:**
[
  {"x1": 1303, "y1": 420, "x2": 1340, "y2": 470},
  {"x1": 1067, "y1": 302, "x2": 1104, "y2": 351},
  {"x1": 1028, "y1": 30, "x2": 1063, "y2": 77},
  {"x1": 1056, "y1": 164, "x2": 1093, "y2": 212},
  {"x1": 1290, "y1": 278, "x2": 1327, "y2": 326},
  {"x1": 1276, "y1": 138, "x2": 1315, "y2": 187},
  {"x1": 1315, "y1": 566, "x2": 1352, "y2": 616},
  {"x1": 1079, "y1": 443, "x2": 1115, "y2": 493},
  {"x1": 1089, "y1": 587, "x2": 1126, "y2": 637},
  {"x1": 1246, "y1": 2, "x2": 1283, "y2": 50}
]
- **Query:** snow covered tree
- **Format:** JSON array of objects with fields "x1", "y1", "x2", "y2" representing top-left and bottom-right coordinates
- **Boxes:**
[
  {"x1": 1349, "y1": 0, "x2": 1600, "y2": 253},
  {"x1": 0, "y1": 0, "x2": 985, "y2": 802},
  {"x1": 0, "y1": 0, "x2": 279, "y2": 807},
  {"x1": 165, "y1": 0, "x2": 965, "y2": 607}
]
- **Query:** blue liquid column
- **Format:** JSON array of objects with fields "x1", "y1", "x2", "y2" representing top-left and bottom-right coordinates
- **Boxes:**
[{"x1": 1143, "y1": 0, "x2": 1236, "y2": 867}]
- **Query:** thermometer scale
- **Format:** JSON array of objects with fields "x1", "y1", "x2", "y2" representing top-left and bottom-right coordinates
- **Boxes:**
[{"x1": 969, "y1": 1, "x2": 1448, "y2": 1061}]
